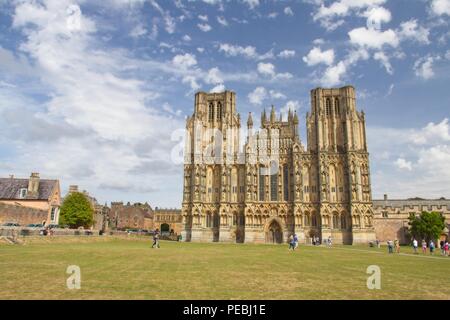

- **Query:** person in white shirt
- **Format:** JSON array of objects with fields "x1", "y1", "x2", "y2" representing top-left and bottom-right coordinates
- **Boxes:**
[{"x1": 412, "y1": 239, "x2": 418, "y2": 254}]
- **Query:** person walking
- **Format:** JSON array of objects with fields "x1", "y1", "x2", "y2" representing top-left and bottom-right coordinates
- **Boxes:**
[
  {"x1": 429, "y1": 240, "x2": 435, "y2": 255},
  {"x1": 288, "y1": 234, "x2": 295, "y2": 251},
  {"x1": 394, "y1": 239, "x2": 400, "y2": 254},
  {"x1": 421, "y1": 239, "x2": 427, "y2": 254},
  {"x1": 152, "y1": 230, "x2": 160, "y2": 249},
  {"x1": 440, "y1": 240, "x2": 445, "y2": 255},
  {"x1": 412, "y1": 238, "x2": 418, "y2": 254},
  {"x1": 293, "y1": 233, "x2": 299, "y2": 250},
  {"x1": 327, "y1": 236, "x2": 332, "y2": 248},
  {"x1": 444, "y1": 241, "x2": 449, "y2": 256}
]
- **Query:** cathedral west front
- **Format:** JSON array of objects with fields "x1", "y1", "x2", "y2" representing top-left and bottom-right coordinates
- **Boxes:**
[{"x1": 181, "y1": 86, "x2": 376, "y2": 245}]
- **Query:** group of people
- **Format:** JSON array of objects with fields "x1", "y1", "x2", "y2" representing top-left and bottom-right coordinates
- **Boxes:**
[
  {"x1": 288, "y1": 235, "x2": 333, "y2": 250},
  {"x1": 386, "y1": 239, "x2": 400, "y2": 253},
  {"x1": 412, "y1": 238, "x2": 449, "y2": 256},
  {"x1": 386, "y1": 238, "x2": 450, "y2": 256}
]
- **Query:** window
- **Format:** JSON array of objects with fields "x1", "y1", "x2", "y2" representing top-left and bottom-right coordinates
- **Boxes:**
[
  {"x1": 283, "y1": 165, "x2": 289, "y2": 201},
  {"x1": 270, "y1": 172, "x2": 278, "y2": 201},
  {"x1": 341, "y1": 215, "x2": 346, "y2": 229},
  {"x1": 259, "y1": 167, "x2": 265, "y2": 201},
  {"x1": 19, "y1": 188, "x2": 27, "y2": 199},
  {"x1": 326, "y1": 98, "x2": 331, "y2": 116},
  {"x1": 382, "y1": 212, "x2": 388, "y2": 218},
  {"x1": 208, "y1": 103, "x2": 214, "y2": 122},
  {"x1": 206, "y1": 213, "x2": 212, "y2": 227},
  {"x1": 50, "y1": 207, "x2": 56, "y2": 221},
  {"x1": 217, "y1": 102, "x2": 222, "y2": 121},
  {"x1": 335, "y1": 98, "x2": 340, "y2": 115}
]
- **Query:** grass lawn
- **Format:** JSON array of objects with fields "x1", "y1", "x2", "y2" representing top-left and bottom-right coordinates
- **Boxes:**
[{"x1": 1, "y1": 236, "x2": 449, "y2": 300}]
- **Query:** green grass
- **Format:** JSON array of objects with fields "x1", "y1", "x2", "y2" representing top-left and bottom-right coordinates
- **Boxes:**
[{"x1": 1, "y1": 236, "x2": 449, "y2": 300}]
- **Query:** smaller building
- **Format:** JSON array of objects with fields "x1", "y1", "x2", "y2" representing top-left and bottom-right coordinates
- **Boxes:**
[
  {"x1": 373, "y1": 194, "x2": 450, "y2": 244},
  {"x1": 0, "y1": 173, "x2": 61, "y2": 225},
  {"x1": 153, "y1": 208, "x2": 182, "y2": 235},
  {"x1": 108, "y1": 202, "x2": 153, "y2": 231}
]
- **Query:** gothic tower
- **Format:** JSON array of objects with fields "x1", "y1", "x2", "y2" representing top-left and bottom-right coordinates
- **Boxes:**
[
  {"x1": 307, "y1": 86, "x2": 375, "y2": 243},
  {"x1": 182, "y1": 91, "x2": 243, "y2": 242}
]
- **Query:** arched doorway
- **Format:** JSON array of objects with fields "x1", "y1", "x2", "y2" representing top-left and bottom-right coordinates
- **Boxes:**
[
  {"x1": 160, "y1": 223, "x2": 170, "y2": 235},
  {"x1": 266, "y1": 220, "x2": 283, "y2": 244}
]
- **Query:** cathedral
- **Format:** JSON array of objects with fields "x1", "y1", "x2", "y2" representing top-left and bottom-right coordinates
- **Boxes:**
[{"x1": 181, "y1": 86, "x2": 376, "y2": 244}]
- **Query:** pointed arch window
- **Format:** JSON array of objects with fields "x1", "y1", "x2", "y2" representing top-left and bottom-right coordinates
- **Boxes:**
[
  {"x1": 326, "y1": 98, "x2": 331, "y2": 116},
  {"x1": 217, "y1": 102, "x2": 222, "y2": 121},
  {"x1": 259, "y1": 166, "x2": 265, "y2": 201},
  {"x1": 208, "y1": 102, "x2": 214, "y2": 122}
]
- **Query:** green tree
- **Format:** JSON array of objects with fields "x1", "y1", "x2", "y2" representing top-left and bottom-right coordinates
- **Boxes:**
[
  {"x1": 408, "y1": 211, "x2": 445, "y2": 242},
  {"x1": 59, "y1": 192, "x2": 94, "y2": 228}
]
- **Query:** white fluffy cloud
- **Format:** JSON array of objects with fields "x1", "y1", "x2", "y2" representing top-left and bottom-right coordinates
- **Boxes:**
[
  {"x1": 172, "y1": 53, "x2": 197, "y2": 69},
  {"x1": 362, "y1": 6, "x2": 391, "y2": 27},
  {"x1": 257, "y1": 62, "x2": 275, "y2": 77},
  {"x1": 284, "y1": 7, "x2": 294, "y2": 16},
  {"x1": 205, "y1": 67, "x2": 223, "y2": 84},
  {"x1": 398, "y1": 19, "x2": 430, "y2": 44},
  {"x1": 197, "y1": 23, "x2": 212, "y2": 32},
  {"x1": 322, "y1": 61, "x2": 347, "y2": 86},
  {"x1": 348, "y1": 27, "x2": 399, "y2": 49},
  {"x1": 248, "y1": 86, "x2": 267, "y2": 105},
  {"x1": 395, "y1": 158, "x2": 413, "y2": 171},
  {"x1": 218, "y1": 43, "x2": 273, "y2": 60},
  {"x1": 312, "y1": 0, "x2": 387, "y2": 30},
  {"x1": 414, "y1": 56, "x2": 437, "y2": 80},
  {"x1": 374, "y1": 51, "x2": 393, "y2": 74},
  {"x1": 303, "y1": 47, "x2": 335, "y2": 66},
  {"x1": 217, "y1": 16, "x2": 228, "y2": 26},
  {"x1": 430, "y1": 0, "x2": 450, "y2": 16},
  {"x1": 411, "y1": 118, "x2": 450, "y2": 145},
  {"x1": 278, "y1": 50, "x2": 295, "y2": 58}
]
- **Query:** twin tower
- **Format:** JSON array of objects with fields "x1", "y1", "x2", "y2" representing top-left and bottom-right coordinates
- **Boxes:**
[{"x1": 181, "y1": 86, "x2": 376, "y2": 244}]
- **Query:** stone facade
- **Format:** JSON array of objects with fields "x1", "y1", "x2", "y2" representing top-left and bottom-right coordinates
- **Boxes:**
[
  {"x1": 153, "y1": 208, "x2": 182, "y2": 234},
  {"x1": 373, "y1": 195, "x2": 450, "y2": 244},
  {"x1": 108, "y1": 202, "x2": 154, "y2": 230},
  {"x1": 0, "y1": 173, "x2": 61, "y2": 225},
  {"x1": 181, "y1": 87, "x2": 376, "y2": 244}
]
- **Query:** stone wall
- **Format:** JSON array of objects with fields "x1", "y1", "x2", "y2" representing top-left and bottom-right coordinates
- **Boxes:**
[
  {"x1": 0, "y1": 203, "x2": 48, "y2": 225},
  {"x1": 0, "y1": 226, "x2": 100, "y2": 237},
  {"x1": 373, "y1": 218, "x2": 410, "y2": 244}
]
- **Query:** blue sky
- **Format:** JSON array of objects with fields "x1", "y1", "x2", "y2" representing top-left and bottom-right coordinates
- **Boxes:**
[{"x1": 0, "y1": 0, "x2": 449, "y2": 207}]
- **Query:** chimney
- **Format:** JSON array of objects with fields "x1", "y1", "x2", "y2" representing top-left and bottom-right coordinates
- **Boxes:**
[
  {"x1": 384, "y1": 194, "x2": 388, "y2": 201},
  {"x1": 28, "y1": 172, "x2": 40, "y2": 196}
]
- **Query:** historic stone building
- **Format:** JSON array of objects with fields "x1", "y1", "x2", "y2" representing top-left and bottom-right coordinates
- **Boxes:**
[
  {"x1": 181, "y1": 86, "x2": 376, "y2": 244},
  {"x1": 108, "y1": 202, "x2": 154, "y2": 231},
  {"x1": 373, "y1": 194, "x2": 450, "y2": 244},
  {"x1": 153, "y1": 208, "x2": 182, "y2": 235},
  {"x1": 0, "y1": 173, "x2": 61, "y2": 225}
]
